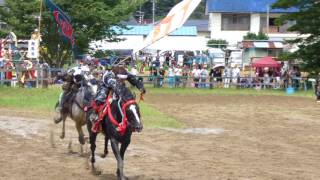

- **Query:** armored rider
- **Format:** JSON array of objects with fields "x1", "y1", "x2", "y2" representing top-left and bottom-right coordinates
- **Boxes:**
[
  {"x1": 54, "y1": 61, "x2": 90, "y2": 122},
  {"x1": 91, "y1": 65, "x2": 146, "y2": 122}
]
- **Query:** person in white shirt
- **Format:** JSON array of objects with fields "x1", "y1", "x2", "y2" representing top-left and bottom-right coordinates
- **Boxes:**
[
  {"x1": 200, "y1": 65, "x2": 209, "y2": 88},
  {"x1": 168, "y1": 66, "x2": 175, "y2": 88},
  {"x1": 224, "y1": 65, "x2": 232, "y2": 88},
  {"x1": 130, "y1": 65, "x2": 138, "y2": 76},
  {"x1": 191, "y1": 64, "x2": 201, "y2": 88},
  {"x1": 232, "y1": 65, "x2": 241, "y2": 84}
]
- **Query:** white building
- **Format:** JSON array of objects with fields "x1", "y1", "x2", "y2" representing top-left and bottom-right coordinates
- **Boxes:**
[
  {"x1": 91, "y1": 25, "x2": 208, "y2": 53},
  {"x1": 206, "y1": 0, "x2": 300, "y2": 45}
]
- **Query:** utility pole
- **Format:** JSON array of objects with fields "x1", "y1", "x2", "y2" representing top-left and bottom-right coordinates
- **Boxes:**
[
  {"x1": 152, "y1": 0, "x2": 155, "y2": 25},
  {"x1": 266, "y1": 5, "x2": 270, "y2": 35}
]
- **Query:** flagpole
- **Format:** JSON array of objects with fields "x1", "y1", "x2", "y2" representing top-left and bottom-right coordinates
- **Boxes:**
[{"x1": 38, "y1": 0, "x2": 43, "y2": 34}]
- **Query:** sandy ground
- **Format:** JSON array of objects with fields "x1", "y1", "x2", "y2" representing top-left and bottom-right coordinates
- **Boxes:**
[{"x1": 0, "y1": 94, "x2": 320, "y2": 180}]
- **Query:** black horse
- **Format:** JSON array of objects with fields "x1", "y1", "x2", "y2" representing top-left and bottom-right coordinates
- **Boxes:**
[{"x1": 87, "y1": 86, "x2": 143, "y2": 180}]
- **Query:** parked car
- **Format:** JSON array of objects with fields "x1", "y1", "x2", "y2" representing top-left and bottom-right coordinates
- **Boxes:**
[
  {"x1": 208, "y1": 48, "x2": 225, "y2": 66},
  {"x1": 229, "y1": 50, "x2": 243, "y2": 67}
]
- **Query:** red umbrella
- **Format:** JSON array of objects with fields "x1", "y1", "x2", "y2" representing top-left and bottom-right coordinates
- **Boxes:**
[{"x1": 252, "y1": 56, "x2": 281, "y2": 68}]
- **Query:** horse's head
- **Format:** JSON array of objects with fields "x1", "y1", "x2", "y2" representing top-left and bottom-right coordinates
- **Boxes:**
[
  {"x1": 118, "y1": 87, "x2": 143, "y2": 133},
  {"x1": 123, "y1": 99, "x2": 143, "y2": 133}
]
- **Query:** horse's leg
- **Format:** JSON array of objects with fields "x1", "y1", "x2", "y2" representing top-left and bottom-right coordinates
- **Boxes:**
[
  {"x1": 76, "y1": 122, "x2": 85, "y2": 145},
  {"x1": 120, "y1": 139, "x2": 130, "y2": 160},
  {"x1": 110, "y1": 138, "x2": 125, "y2": 180},
  {"x1": 89, "y1": 132, "x2": 101, "y2": 175},
  {"x1": 101, "y1": 135, "x2": 109, "y2": 158},
  {"x1": 60, "y1": 115, "x2": 67, "y2": 139}
]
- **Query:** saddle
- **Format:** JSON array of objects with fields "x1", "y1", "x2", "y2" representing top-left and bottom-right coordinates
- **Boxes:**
[{"x1": 91, "y1": 97, "x2": 111, "y2": 133}]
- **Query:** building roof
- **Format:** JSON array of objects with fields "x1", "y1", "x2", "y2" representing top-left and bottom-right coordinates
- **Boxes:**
[
  {"x1": 241, "y1": 40, "x2": 283, "y2": 49},
  {"x1": 206, "y1": 0, "x2": 298, "y2": 13},
  {"x1": 112, "y1": 25, "x2": 197, "y2": 36},
  {"x1": 184, "y1": 19, "x2": 209, "y2": 32}
]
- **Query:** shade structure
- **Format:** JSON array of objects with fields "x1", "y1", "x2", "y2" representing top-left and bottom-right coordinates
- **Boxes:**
[{"x1": 252, "y1": 56, "x2": 281, "y2": 68}]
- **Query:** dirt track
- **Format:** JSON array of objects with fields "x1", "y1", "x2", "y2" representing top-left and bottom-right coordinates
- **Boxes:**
[{"x1": 1, "y1": 94, "x2": 320, "y2": 180}]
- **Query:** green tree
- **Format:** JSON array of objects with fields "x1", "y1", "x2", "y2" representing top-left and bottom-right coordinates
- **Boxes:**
[
  {"x1": 207, "y1": 39, "x2": 228, "y2": 49},
  {"x1": 272, "y1": 0, "x2": 320, "y2": 74},
  {"x1": 0, "y1": 0, "x2": 143, "y2": 67},
  {"x1": 243, "y1": 32, "x2": 269, "y2": 40}
]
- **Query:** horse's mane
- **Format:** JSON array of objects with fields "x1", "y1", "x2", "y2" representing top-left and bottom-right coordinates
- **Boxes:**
[{"x1": 116, "y1": 84, "x2": 135, "y2": 102}]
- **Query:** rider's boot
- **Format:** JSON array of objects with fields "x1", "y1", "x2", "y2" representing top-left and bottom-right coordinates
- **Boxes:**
[
  {"x1": 54, "y1": 92, "x2": 68, "y2": 123},
  {"x1": 89, "y1": 101, "x2": 100, "y2": 123}
]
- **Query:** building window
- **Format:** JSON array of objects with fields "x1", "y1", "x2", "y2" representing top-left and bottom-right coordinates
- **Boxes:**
[
  {"x1": 268, "y1": 49, "x2": 282, "y2": 57},
  {"x1": 221, "y1": 14, "x2": 250, "y2": 31}
]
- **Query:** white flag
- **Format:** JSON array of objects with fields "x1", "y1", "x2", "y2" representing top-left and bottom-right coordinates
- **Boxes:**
[
  {"x1": 141, "y1": 0, "x2": 201, "y2": 50},
  {"x1": 27, "y1": 40, "x2": 39, "y2": 59}
]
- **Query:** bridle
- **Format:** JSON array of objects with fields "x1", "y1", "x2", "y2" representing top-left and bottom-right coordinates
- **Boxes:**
[{"x1": 107, "y1": 96, "x2": 138, "y2": 136}]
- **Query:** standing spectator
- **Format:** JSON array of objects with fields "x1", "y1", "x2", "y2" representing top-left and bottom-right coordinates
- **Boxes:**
[
  {"x1": 168, "y1": 65, "x2": 175, "y2": 88},
  {"x1": 41, "y1": 63, "x2": 50, "y2": 88},
  {"x1": 191, "y1": 64, "x2": 201, "y2": 88},
  {"x1": 200, "y1": 64, "x2": 209, "y2": 88},
  {"x1": 159, "y1": 67, "x2": 166, "y2": 87},
  {"x1": 292, "y1": 66, "x2": 301, "y2": 90},
  {"x1": 223, "y1": 65, "x2": 232, "y2": 88},
  {"x1": 4, "y1": 59, "x2": 14, "y2": 87},
  {"x1": 315, "y1": 73, "x2": 320, "y2": 102},
  {"x1": 209, "y1": 66, "x2": 215, "y2": 89},
  {"x1": 174, "y1": 65, "x2": 182, "y2": 87},
  {"x1": 152, "y1": 65, "x2": 159, "y2": 88},
  {"x1": 139, "y1": 61, "x2": 146, "y2": 74},
  {"x1": 182, "y1": 64, "x2": 190, "y2": 88},
  {"x1": 263, "y1": 67, "x2": 270, "y2": 89},
  {"x1": 209, "y1": 65, "x2": 221, "y2": 89},
  {"x1": 232, "y1": 65, "x2": 241, "y2": 87},
  {"x1": 130, "y1": 65, "x2": 138, "y2": 76},
  {"x1": 0, "y1": 58, "x2": 4, "y2": 85}
]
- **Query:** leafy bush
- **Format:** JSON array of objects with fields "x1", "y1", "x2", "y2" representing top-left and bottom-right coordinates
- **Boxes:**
[
  {"x1": 207, "y1": 39, "x2": 228, "y2": 48},
  {"x1": 243, "y1": 32, "x2": 269, "y2": 40}
]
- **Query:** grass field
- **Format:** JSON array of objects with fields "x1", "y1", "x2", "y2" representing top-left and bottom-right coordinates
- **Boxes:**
[
  {"x1": 0, "y1": 86, "x2": 314, "y2": 128},
  {"x1": 0, "y1": 86, "x2": 183, "y2": 129}
]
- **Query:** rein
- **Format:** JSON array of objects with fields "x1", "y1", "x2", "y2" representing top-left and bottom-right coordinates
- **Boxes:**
[{"x1": 107, "y1": 96, "x2": 136, "y2": 136}]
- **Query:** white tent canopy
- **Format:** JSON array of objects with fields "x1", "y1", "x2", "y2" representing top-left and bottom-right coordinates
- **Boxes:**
[
  {"x1": 147, "y1": 36, "x2": 207, "y2": 51},
  {"x1": 91, "y1": 35, "x2": 208, "y2": 52}
]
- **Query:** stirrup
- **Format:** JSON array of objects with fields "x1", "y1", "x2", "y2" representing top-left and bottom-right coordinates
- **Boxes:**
[{"x1": 89, "y1": 113, "x2": 98, "y2": 123}]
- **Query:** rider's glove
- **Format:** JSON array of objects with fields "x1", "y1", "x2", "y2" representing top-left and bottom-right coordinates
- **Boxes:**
[{"x1": 140, "y1": 87, "x2": 146, "y2": 94}]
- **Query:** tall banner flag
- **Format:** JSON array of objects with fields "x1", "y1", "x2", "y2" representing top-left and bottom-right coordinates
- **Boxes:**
[
  {"x1": 45, "y1": 0, "x2": 75, "y2": 48},
  {"x1": 27, "y1": 40, "x2": 40, "y2": 58},
  {"x1": 141, "y1": 0, "x2": 201, "y2": 50}
]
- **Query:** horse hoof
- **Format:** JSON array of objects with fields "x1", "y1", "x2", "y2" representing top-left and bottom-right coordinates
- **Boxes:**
[
  {"x1": 118, "y1": 176, "x2": 127, "y2": 180},
  {"x1": 92, "y1": 168, "x2": 102, "y2": 176},
  {"x1": 54, "y1": 117, "x2": 62, "y2": 124},
  {"x1": 79, "y1": 136, "x2": 85, "y2": 145},
  {"x1": 100, "y1": 153, "x2": 107, "y2": 158},
  {"x1": 60, "y1": 134, "x2": 65, "y2": 139}
]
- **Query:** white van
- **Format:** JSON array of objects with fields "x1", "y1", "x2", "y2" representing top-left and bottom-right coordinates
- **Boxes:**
[
  {"x1": 229, "y1": 50, "x2": 243, "y2": 67},
  {"x1": 208, "y1": 48, "x2": 225, "y2": 65}
]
